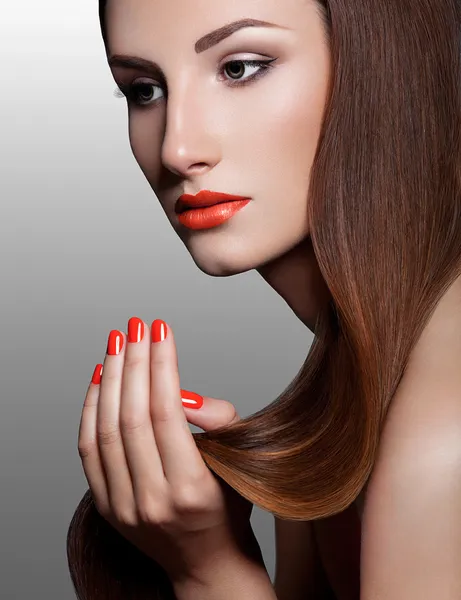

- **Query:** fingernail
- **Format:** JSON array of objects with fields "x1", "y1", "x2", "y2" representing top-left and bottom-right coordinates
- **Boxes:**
[
  {"x1": 128, "y1": 317, "x2": 145, "y2": 343},
  {"x1": 107, "y1": 330, "x2": 124, "y2": 355},
  {"x1": 92, "y1": 364, "x2": 103, "y2": 385},
  {"x1": 181, "y1": 389, "x2": 203, "y2": 409},
  {"x1": 152, "y1": 319, "x2": 167, "y2": 343}
]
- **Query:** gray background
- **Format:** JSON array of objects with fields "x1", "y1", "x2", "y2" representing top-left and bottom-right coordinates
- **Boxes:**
[{"x1": 1, "y1": 1, "x2": 314, "y2": 597}]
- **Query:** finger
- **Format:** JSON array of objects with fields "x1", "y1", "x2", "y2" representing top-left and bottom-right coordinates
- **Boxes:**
[
  {"x1": 182, "y1": 394, "x2": 241, "y2": 431},
  {"x1": 119, "y1": 318, "x2": 167, "y2": 500},
  {"x1": 150, "y1": 320, "x2": 209, "y2": 484},
  {"x1": 97, "y1": 329, "x2": 135, "y2": 516},
  {"x1": 78, "y1": 366, "x2": 110, "y2": 515}
]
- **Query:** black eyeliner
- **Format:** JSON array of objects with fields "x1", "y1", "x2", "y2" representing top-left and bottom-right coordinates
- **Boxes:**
[{"x1": 113, "y1": 57, "x2": 278, "y2": 106}]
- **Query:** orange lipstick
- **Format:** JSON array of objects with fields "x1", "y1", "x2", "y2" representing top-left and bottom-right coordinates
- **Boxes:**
[{"x1": 175, "y1": 190, "x2": 251, "y2": 230}]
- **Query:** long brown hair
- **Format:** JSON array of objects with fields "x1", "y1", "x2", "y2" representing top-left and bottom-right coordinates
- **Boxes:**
[{"x1": 67, "y1": 1, "x2": 461, "y2": 598}]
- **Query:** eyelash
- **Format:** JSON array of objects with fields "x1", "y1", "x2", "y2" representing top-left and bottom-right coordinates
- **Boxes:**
[{"x1": 113, "y1": 58, "x2": 277, "y2": 107}]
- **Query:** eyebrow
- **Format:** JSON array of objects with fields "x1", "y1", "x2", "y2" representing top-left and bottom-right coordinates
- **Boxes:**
[
  {"x1": 108, "y1": 18, "x2": 288, "y2": 72},
  {"x1": 195, "y1": 17, "x2": 287, "y2": 53}
]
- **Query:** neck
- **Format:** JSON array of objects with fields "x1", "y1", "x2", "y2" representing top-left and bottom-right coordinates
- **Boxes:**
[
  {"x1": 258, "y1": 240, "x2": 461, "y2": 522},
  {"x1": 258, "y1": 238, "x2": 461, "y2": 385},
  {"x1": 257, "y1": 236, "x2": 331, "y2": 333}
]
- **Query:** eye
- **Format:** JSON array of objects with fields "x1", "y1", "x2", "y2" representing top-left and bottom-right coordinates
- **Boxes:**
[
  {"x1": 219, "y1": 58, "x2": 277, "y2": 87},
  {"x1": 113, "y1": 81, "x2": 163, "y2": 106},
  {"x1": 113, "y1": 57, "x2": 277, "y2": 106}
]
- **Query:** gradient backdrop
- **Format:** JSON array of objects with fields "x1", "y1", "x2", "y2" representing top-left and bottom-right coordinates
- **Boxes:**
[{"x1": 1, "y1": 1, "x2": 315, "y2": 597}]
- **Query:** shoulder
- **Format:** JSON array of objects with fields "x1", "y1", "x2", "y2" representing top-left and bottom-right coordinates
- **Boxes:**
[{"x1": 360, "y1": 383, "x2": 461, "y2": 598}]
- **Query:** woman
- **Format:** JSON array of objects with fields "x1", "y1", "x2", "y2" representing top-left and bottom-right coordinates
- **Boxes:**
[{"x1": 67, "y1": 0, "x2": 461, "y2": 598}]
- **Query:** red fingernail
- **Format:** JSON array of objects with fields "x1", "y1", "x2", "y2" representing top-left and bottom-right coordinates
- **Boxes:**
[
  {"x1": 151, "y1": 319, "x2": 167, "y2": 343},
  {"x1": 92, "y1": 364, "x2": 103, "y2": 385},
  {"x1": 128, "y1": 317, "x2": 145, "y2": 343},
  {"x1": 107, "y1": 330, "x2": 124, "y2": 355},
  {"x1": 181, "y1": 389, "x2": 203, "y2": 409}
]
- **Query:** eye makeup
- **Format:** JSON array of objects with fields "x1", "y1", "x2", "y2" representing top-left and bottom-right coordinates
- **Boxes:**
[{"x1": 113, "y1": 56, "x2": 278, "y2": 107}]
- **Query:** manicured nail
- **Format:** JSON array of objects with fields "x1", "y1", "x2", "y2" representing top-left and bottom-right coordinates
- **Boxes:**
[
  {"x1": 107, "y1": 330, "x2": 124, "y2": 355},
  {"x1": 152, "y1": 319, "x2": 167, "y2": 343},
  {"x1": 92, "y1": 364, "x2": 103, "y2": 385},
  {"x1": 128, "y1": 317, "x2": 145, "y2": 343},
  {"x1": 181, "y1": 389, "x2": 203, "y2": 409}
]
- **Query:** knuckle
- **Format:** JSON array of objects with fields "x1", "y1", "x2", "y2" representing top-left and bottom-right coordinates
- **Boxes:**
[
  {"x1": 124, "y1": 353, "x2": 145, "y2": 371},
  {"x1": 150, "y1": 354, "x2": 168, "y2": 370},
  {"x1": 227, "y1": 405, "x2": 240, "y2": 424},
  {"x1": 83, "y1": 394, "x2": 98, "y2": 409},
  {"x1": 119, "y1": 413, "x2": 148, "y2": 435},
  {"x1": 111, "y1": 504, "x2": 138, "y2": 528},
  {"x1": 137, "y1": 499, "x2": 170, "y2": 525},
  {"x1": 151, "y1": 405, "x2": 176, "y2": 423},
  {"x1": 77, "y1": 441, "x2": 95, "y2": 460},
  {"x1": 102, "y1": 370, "x2": 119, "y2": 383},
  {"x1": 172, "y1": 482, "x2": 206, "y2": 513},
  {"x1": 97, "y1": 426, "x2": 121, "y2": 446},
  {"x1": 93, "y1": 499, "x2": 111, "y2": 520},
  {"x1": 135, "y1": 488, "x2": 171, "y2": 524}
]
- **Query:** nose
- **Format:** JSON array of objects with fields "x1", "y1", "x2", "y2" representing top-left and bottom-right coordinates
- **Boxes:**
[{"x1": 160, "y1": 84, "x2": 221, "y2": 178}]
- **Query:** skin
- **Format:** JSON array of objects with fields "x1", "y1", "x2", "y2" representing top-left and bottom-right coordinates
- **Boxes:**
[
  {"x1": 80, "y1": 0, "x2": 461, "y2": 597},
  {"x1": 106, "y1": 0, "x2": 331, "y2": 324}
]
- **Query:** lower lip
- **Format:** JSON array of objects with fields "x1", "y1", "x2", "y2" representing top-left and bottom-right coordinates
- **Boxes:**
[{"x1": 177, "y1": 199, "x2": 251, "y2": 230}]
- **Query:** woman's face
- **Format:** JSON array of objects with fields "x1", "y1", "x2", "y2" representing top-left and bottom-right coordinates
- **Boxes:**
[{"x1": 106, "y1": 0, "x2": 331, "y2": 276}]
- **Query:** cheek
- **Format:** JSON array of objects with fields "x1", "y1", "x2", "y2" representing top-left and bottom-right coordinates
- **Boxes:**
[
  {"x1": 128, "y1": 114, "x2": 163, "y2": 180},
  {"x1": 236, "y1": 64, "x2": 328, "y2": 183},
  {"x1": 243, "y1": 92, "x2": 325, "y2": 203},
  {"x1": 278, "y1": 71, "x2": 327, "y2": 149}
]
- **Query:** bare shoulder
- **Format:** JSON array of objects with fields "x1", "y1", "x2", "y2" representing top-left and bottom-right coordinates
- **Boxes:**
[{"x1": 361, "y1": 380, "x2": 461, "y2": 599}]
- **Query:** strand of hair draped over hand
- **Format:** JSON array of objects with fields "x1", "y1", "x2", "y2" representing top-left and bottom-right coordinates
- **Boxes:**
[{"x1": 67, "y1": 1, "x2": 461, "y2": 598}]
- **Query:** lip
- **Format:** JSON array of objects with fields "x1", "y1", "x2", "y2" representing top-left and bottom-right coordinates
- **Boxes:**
[
  {"x1": 176, "y1": 199, "x2": 251, "y2": 230},
  {"x1": 174, "y1": 190, "x2": 252, "y2": 230},
  {"x1": 175, "y1": 190, "x2": 251, "y2": 214}
]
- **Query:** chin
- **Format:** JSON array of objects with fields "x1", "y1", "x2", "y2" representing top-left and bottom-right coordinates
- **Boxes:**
[
  {"x1": 178, "y1": 230, "x2": 261, "y2": 276},
  {"x1": 181, "y1": 230, "x2": 306, "y2": 278},
  {"x1": 189, "y1": 252, "x2": 254, "y2": 277}
]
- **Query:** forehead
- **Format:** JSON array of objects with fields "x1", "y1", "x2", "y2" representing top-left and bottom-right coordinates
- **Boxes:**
[{"x1": 105, "y1": 0, "x2": 315, "y2": 51}]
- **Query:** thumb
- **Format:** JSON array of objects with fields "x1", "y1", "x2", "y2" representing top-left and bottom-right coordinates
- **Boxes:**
[{"x1": 181, "y1": 389, "x2": 241, "y2": 432}]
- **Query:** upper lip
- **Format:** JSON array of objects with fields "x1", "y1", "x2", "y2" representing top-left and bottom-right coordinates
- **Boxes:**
[{"x1": 175, "y1": 190, "x2": 251, "y2": 213}]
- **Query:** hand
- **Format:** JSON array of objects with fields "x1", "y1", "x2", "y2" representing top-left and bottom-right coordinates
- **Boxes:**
[{"x1": 78, "y1": 317, "x2": 253, "y2": 585}]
